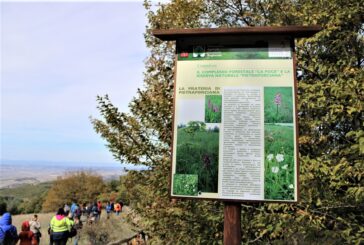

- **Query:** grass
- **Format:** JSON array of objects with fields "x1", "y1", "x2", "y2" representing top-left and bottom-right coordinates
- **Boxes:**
[
  {"x1": 264, "y1": 124, "x2": 295, "y2": 200},
  {"x1": 173, "y1": 174, "x2": 198, "y2": 196},
  {"x1": 176, "y1": 126, "x2": 219, "y2": 193}
]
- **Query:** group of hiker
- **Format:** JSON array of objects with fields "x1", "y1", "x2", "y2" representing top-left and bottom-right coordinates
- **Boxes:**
[
  {"x1": 0, "y1": 200, "x2": 125, "y2": 245},
  {"x1": 0, "y1": 213, "x2": 41, "y2": 245},
  {"x1": 69, "y1": 200, "x2": 123, "y2": 223}
]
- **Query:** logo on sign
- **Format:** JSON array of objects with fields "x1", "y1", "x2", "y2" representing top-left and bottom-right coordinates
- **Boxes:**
[
  {"x1": 193, "y1": 46, "x2": 206, "y2": 58},
  {"x1": 180, "y1": 52, "x2": 189, "y2": 58}
]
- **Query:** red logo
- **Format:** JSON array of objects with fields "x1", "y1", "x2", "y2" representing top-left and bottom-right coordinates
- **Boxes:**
[{"x1": 180, "y1": 52, "x2": 189, "y2": 58}]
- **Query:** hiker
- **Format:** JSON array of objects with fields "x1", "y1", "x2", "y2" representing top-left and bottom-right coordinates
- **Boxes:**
[
  {"x1": 114, "y1": 202, "x2": 121, "y2": 216},
  {"x1": 97, "y1": 201, "x2": 102, "y2": 218},
  {"x1": 92, "y1": 202, "x2": 99, "y2": 221},
  {"x1": 79, "y1": 204, "x2": 88, "y2": 223},
  {"x1": 105, "y1": 202, "x2": 112, "y2": 219},
  {"x1": 18, "y1": 221, "x2": 36, "y2": 245},
  {"x1": 110, "y1": 202, "x2": 114, "y2": 214},
  {"x1": 74, "y1": 206, "x2": 81, "y2": 220},
  {"x1": 0, "y1": 212, "x2": 18, "y2": 245},
  {"x1": 29, "y1": 214, "x2": 41, "y2": 244},
  {"x1": 119, "y1": 201, "x2": 124, "y2": 213},
  {"x1": 72, "y1": 216, "x2": 82, "y2": 245},
  {"x1": 70, "y1": 202, "x2": 78, "y2": 219},
  {"x1": 128, "y1": 232, "x2": 145, "y2": 245},
  {"x1": 85, "y1": 203, "x2": 92, "y2": 217},
  {"x1": 49, "y1": 208, "x2": 73, "y2": 245},
  {"x1": 88, "y1": 203, "x2": 99, "y2": 224},
  {"x1": 63, "y1": 204, "x2": 70, "y2": 214}
]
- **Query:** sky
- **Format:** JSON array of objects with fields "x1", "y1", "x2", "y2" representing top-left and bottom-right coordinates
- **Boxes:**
[{"x1": 1, "y1": 1, "x2": 163, "y2": 164}]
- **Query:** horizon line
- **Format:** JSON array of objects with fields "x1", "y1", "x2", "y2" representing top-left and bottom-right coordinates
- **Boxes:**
[{"x1": 0, "y1": 158, "x2": 130, "y2": 165}]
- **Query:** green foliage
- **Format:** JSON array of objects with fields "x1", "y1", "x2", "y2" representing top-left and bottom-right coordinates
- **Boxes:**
[
  {"x1": 42, "y1": 171, "x2": 105, "y2": 212},
  {"x1": 0, "y1": 182, "x2": 52, "y2": 214},
  {"x1": 183, "y1": 121, "x2": 207, "y2": 137},
  {"x1": 0, "y1": 200, "x2": 7, "y2": 215},
  {"x1": 99, "y1": 176, "x2": 130, "y2": 205},
  {"x1": 92, "y1": 0, "x2": 364, "y2": 243}
]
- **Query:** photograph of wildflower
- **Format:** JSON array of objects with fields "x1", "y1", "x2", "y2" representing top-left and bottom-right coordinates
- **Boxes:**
[
  {"x1": 173, "y1": 174, "x2": 198, "y2": 196},
  {"x1": 175, "y1": 121, "x2": 219, "y2": 193},
  {"x1": 264, "y1": 87, "x2": 295, "y2": 200},
  {"x1": 264, "y1": 87, "x2": 293, "y2": 123},
  {"x1": 205, "y1": 95, "x2": 222, "y2": 123}
]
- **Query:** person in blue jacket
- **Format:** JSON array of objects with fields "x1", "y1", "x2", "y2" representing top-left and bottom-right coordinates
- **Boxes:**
[
  {"x1": 70, "y1": 202, "x2": 78, "y2": 218},
  {"x1": 0, "y1": 212, "x2": 19, "y2": 245}
]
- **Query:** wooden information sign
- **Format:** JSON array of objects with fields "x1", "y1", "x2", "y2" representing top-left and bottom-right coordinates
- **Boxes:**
[{"x1": 152, "y1": 25, "x2": 321, "y2": 244}]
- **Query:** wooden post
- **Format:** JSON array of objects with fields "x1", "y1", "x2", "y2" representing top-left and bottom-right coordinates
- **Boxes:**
[{"x1": 224, "y1": 202, "x2": 241, "y2": 245}]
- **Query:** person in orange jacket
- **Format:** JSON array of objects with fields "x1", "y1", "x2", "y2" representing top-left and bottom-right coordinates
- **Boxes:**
[{"x1": 114, "y1": 202, "x2": 121, "y2": 216}]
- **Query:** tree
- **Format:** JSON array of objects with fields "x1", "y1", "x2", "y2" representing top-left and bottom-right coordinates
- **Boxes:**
[
  {"x1": 0, "y1": 198, "x2": 7, "y2": 215},
  {"x1": 92, "y1": 0, "x2": 363, "y2": 243},
  {"x1": 42, "y1": 171, "x2": 105, "y2": 212}
]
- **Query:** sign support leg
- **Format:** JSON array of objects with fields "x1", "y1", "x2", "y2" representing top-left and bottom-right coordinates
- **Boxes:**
[{"x1": 224, "y1": 202, "x2": 241, "y2": 245}]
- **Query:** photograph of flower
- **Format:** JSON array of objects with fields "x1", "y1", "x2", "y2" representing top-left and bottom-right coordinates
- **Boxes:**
[
  {"x1": 175, "y1": 121, "x2": 219, "y2": 193},
  {"x1": 173, "y1": 174, "x2": 198, "y2": 196},
  {"x1": 264, "y1": 124, "x2": 295, "y2": 200},
  {"x1": 264, "y1": 86, "x2": 295, "y2": 200},
  {"x1": 205, "y1": 95, "x2": 222, "y2": 123},
  {"x1": 264, "y1": 87, "x2": 293, "y2": 123}
]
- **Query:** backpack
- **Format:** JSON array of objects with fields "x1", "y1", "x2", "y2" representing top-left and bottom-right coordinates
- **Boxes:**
[
  {"x1": 74, "y1": 208, "x2": 81, "y2": 217},
  {"x1": 91, "y1": 206, "x2": 98, "y2": 215},
  {"x1": 0, "y1": 232, "x2": 4, "y2": 244},
  {"x1": 0, "y1": 226, "x2": 4, "y2": 242},
  {"x1": 68, "y1": 226, "x2": 77, "y2": 238},
  {"x1": 0, "y1": 226, "x2": 18, "y2": 245}
]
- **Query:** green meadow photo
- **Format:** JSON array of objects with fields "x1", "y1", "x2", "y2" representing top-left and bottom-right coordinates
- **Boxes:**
[
  {"x1": 173, "y1": 174, "x2": 198, "y2": 196},
  {"x1": 264, "y1": 87, "x2": 293, "y2": 123},
  {"x1": 264, "y1": 125, "x2": 295, "y2": 199},
  {"x1": 175, "y1": 121, "x2": 219, "y2": 193},
  {"x1": 205, "y1": 95, "x2": 222, "y2": 123}
]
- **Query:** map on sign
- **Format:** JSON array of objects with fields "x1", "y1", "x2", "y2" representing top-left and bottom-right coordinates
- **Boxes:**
[{"x1": 171, "y1": 41, "x2": 298, "y2": 202}]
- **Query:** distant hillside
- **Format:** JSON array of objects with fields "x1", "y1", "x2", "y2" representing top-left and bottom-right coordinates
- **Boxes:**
[
  {"x1": 0, "y1": 182, "x2": 52, "y2": 214},
  {"x1": 0, "y1": 182, "x2": 52, "y2": 200},
  {"x1": 0, "y1": 159, "x2": 146, "y2": 188}
]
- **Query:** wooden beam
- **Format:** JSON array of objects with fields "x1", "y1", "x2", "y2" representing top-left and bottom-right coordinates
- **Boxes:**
[{"x1": 152, "y1": 25, "x2": 322, "y2": 41}]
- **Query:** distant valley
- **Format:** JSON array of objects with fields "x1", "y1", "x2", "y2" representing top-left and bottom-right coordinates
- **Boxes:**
[{"x1": 0, "y1": 159, "x2": 144, "y2": 189}]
